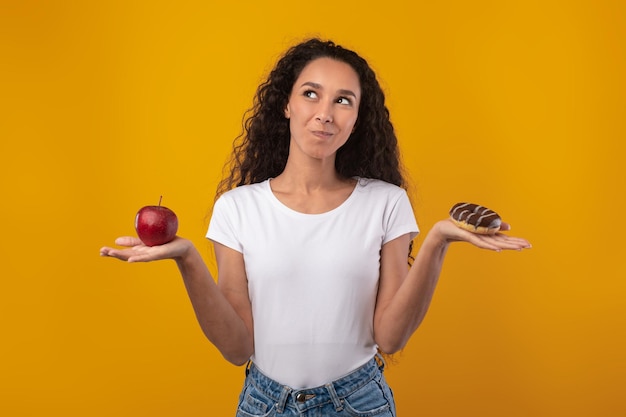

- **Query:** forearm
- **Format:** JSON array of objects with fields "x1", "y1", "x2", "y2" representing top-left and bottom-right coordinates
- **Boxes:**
[
  {"x1": 375, "y1": 227, "x2": 449, "y2": 353},
  {"x1": 175, "y1": 246, "x2": 253, "y2": 365}
]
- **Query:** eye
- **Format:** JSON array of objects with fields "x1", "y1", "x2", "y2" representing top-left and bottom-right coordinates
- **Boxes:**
[
  {"x1": 304, "y1": 90, "x2": 318, "y2": 99},
  {"x1": 337, "y1": 96, "x2": 352, "y2": 105}
]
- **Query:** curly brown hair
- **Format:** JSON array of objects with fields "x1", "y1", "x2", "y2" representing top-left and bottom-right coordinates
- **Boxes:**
[{"x1": 216, "y1": 38, "x2": 408, "y2": 198}]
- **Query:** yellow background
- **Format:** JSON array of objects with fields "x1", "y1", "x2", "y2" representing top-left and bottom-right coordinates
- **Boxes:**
[{"x1": 1, "y1": 1, "x2": 624, "y2": 416}]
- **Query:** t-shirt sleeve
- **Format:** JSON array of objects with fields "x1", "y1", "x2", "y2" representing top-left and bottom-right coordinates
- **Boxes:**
[
  {"x1": 383, "y1": 189, "x2": 419, "y2": 245},
  {"x1": 206, "y1": 194, "x2": 244, "y2": 253}
]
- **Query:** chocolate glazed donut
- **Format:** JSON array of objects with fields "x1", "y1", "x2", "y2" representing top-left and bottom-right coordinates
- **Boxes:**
[{"x1": 449, "y1": 202, "x2": 502, "y2": 235}]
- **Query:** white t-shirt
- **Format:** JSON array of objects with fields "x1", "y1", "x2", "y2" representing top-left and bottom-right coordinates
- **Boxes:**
[{"x1": 207, "y1": 177, "x2": 419, "y2": 388}]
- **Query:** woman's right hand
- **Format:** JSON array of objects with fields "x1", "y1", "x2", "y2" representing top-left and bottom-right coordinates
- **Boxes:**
[{"x1": 100, "y1": 236, "x2": 193, "y2": 263}]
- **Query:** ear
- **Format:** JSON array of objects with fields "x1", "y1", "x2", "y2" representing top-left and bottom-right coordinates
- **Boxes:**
[{"x1": 284, "y1": 104, "x2": 290, "y2": 119}]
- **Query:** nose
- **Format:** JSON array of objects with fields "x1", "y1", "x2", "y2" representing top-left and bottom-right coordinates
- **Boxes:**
[{"x1": 315, "y1": 101, "x2": 333, "y2": 123}]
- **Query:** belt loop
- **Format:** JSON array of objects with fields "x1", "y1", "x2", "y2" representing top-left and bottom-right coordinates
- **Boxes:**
[
  {"x1": 325, "y1": 383, "x2": 344, "y2": 412},
  {"x1": 276, "y1": 386, "x2": 291, "y2": 414},
  {"x1": 375, "y1": 352, "x2": 386, "y2": 371},
  {"x1": 245, "y1": 360, "x2": 252, "y2": 377}
]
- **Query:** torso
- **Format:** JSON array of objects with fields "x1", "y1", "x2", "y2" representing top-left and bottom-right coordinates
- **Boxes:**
[{"x1": 207, "y1": 178, "x2": 419, "y2": 388}]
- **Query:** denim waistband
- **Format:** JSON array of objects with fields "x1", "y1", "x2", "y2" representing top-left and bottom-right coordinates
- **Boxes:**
[{"x1": 245, "y1": 354, "x2": 386, "y2": 413}]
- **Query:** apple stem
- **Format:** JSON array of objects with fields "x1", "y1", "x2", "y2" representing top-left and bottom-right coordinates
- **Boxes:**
[{"x1": 159, "y1": 195, "x2": 163, "y2": 207}]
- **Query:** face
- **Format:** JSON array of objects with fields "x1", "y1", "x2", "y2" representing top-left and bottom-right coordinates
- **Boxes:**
[{"x1": 284, "y1": 57, "x2": 361, "y2": 163}]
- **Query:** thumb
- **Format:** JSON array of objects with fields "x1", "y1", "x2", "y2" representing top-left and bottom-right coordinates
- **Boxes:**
[{"x1": 114, "y1": 236, "x2": 144, "y2": 247}]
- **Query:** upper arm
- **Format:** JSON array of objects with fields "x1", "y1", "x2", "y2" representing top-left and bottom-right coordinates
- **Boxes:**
[
  {"x1": 373, "y1": 233, "x2": 412, "y2": 333},
  {"x1": 212, "y1": 241, "x2": 254, "y2": 339}
]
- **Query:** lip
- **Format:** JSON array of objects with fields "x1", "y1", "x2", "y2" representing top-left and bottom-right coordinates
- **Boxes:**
[{"x1": 311, "y1": 130, "x2": 334, "y2": 139}]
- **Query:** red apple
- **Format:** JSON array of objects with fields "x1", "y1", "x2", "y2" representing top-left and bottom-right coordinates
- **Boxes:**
[{"x1": 134, "y1": 197, "x2": 178, "y2": 246}]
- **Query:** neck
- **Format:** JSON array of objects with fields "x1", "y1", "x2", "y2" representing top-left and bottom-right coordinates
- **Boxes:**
[
  {"x1": 276, "y1": 159, "x2": 344, "y2": 192},
  {"x1": 275, "y1": 141, "x2": 345, "y2": 192}
]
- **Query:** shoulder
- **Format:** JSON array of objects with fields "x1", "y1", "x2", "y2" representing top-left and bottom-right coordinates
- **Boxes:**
[
  {"x1": 350, "y1": 178, "x2": 414, "y2": 215},
  {"x1": 212, "y1": 181, "x2": 272, "y2": 218},
  {"x1": 354, "y1": 178, "x2": 408, "y2": 199},
  {"x1": 216, "y1": 180, "x2": 269, "y2": 204}
]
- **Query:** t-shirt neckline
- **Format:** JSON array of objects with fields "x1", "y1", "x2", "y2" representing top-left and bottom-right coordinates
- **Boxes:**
[{"x1": 265, "y1": 177, "x2": 361, "y2": 217}]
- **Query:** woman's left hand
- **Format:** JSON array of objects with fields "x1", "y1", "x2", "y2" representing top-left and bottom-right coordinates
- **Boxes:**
[{"x1": 432, "y1": 219, "x2": 531, "y2": 252}]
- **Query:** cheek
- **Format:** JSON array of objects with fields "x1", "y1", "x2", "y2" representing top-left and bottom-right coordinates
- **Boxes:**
[{"x1": 347, "y1": 116, "x2": 358, "y2": 132}]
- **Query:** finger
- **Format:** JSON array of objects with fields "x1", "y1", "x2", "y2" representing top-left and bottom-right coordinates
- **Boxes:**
[
  {"x1": 100, "y1": 248, "x2": 132, "y2": 261},
  {"x1": 463, "y1": 234, "x2": 504, "y2": 251},
  {"x1": 466, "y1": 233, "x2": 529, "y2": 251},
  {"x1": 126, "y1": 247, "x2": 167, "y2": 262},
  {"x1": 489, "y1": 234, "x2": 532, "y2": 250},
  {"x1": 494, "y1": 233, "x2": 531, "y2": 245},
  {"x1": 99, "y1": 246, "x2": 113, "y2": 256},
  {"x1": 127, "y1": 253, "x2": 156, "y2": 263},
  {"x1": 114, "y1": 236, "x2": 144, "y2": 247},
  {"x1": 499, "y1": 222, "x2": 511, "y2": 232},
  {"x1": 494, "y1": 240, "x2": 529, "y2": 251}
]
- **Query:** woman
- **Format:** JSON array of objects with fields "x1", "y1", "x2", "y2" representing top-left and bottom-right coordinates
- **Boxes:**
[{"x1": 101, "y1": 38, "x2": 530, "y2": 416}]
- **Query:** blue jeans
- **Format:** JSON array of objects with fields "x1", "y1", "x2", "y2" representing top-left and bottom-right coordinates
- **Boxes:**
[{"x1": 235, "y1": 354, "x2": 396, "y2": 417}]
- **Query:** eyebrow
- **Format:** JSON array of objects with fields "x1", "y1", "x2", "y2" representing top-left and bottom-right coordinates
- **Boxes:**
[{"x1": 300, "y1": 81, "x2": 358, "y2": 99}]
